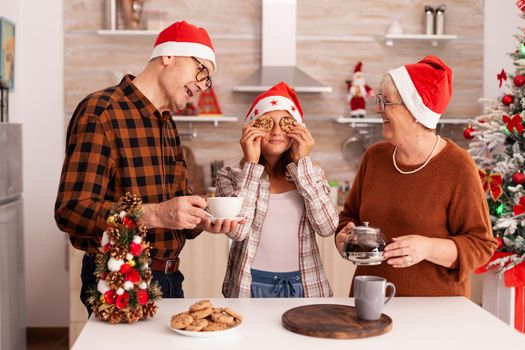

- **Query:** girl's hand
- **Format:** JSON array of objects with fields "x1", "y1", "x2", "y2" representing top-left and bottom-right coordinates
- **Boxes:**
[
  {"x1": 240, "y1": 121, "x2": 267, "y2": 164},
  {"x1": 287, "y1": 123, "x2": 315, "y2": 163}
]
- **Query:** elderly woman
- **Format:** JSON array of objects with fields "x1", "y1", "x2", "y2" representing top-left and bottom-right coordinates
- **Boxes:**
[{"x1": 335, "y1": 55, "x2": 497, "y2": 297}]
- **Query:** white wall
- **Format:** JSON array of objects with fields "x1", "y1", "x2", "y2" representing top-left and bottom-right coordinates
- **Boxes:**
[
  {"x1": 0, "y1": 0, "x2": 67, "y2": 327},
  {"x1": 484, "y1": 0, "x2": 524, "y2": 98}
]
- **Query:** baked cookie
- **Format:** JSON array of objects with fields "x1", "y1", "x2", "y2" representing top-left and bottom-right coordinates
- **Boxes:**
[
  {"x1": 170, "y1": 313, "x2": 193, "y2": 329},
  {"x1": 211, "y1": 311, "x2": 236, "y2": 326},
  {"x1": 190, "y1": 306, "x2": 213, "y2": 320},
  {"x1": 185, "y1": 319, "x2": 209, "y2": 332},
  {"x1": 224, "y1": 307, "x2": 243, "y2": 322},
  {"x1": 279, "y1": 116, "x2": 295, "y2": 133},
  {"x1": 253, "y1": 115, "x2": 274, "y2": 132},
  {"x1": 189, "y1": 299, "x2": 212, "y2": 312},
  {"x1": 203, "y1": 321, "x2": 228, "y2": 332}
]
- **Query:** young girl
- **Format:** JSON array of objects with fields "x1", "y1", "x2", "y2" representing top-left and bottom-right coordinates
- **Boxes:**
[{"x1": 216, "y1": 82, "x2": 339, "y2": 298}]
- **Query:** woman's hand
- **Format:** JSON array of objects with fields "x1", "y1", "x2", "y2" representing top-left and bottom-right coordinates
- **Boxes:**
[
  {"x1": 287, "y1": 123, "x2": 315, "y2": 164},
  {"x1": 240, "y1": 121, "x2": 267, "y2": 164},
  {"x1": 335, "y1": 222, "x2": 356, "y2": 256},
  {"x1": 383, "y1": 235, "x2": 433, "y2": 268}
]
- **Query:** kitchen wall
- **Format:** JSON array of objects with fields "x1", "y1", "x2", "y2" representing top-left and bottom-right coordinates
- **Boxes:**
[
  {"x1": 0, "y1": 0, "x2": 67, "y2": 327},
  {"x1": 484, "y1": 0, "x2": 523, "y2": 99},
  {"x1": 64, "y1": 0, "x2": 484, "y2": 185}
]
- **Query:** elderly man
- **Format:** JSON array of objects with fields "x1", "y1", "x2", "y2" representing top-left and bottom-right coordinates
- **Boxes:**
[{"x1": 55, "y1": 21, "x2": 240, "y2": 313}]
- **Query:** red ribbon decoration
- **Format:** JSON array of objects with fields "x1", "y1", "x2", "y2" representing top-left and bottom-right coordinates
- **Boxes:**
[
  {"x1": 502, "y1": 114, "x2": 524, "y2": 135},
  {"x1": 478, "y1": 169, "x2": 503, "y2": 201},
  {"x1": 476, "y1": 253, "x2": 525, "y2": 333},
  {"x1": 517, "y1": 0, "x2": 525, "y2": 12},
  {"x1": 513, "y1": 196, "x2": 525, "y2": 216},
  {"x1": 497, "y1": 69, "x2": 507, "y2": 88}
]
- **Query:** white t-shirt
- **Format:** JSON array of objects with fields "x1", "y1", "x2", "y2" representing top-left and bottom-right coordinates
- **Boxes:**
[{"x1": 251, "y1": 189, "x2": 304, "y2": 272}]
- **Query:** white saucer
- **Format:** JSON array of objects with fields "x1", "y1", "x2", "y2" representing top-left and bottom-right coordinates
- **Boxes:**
[{"x1": 208, "y1": 217, "x2": 243, "y2": 224}]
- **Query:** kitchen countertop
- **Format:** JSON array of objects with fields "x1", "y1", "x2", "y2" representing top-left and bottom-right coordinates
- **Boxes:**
[{"x1": 72, "y1": 297, "x2": 523, "y2": 349}]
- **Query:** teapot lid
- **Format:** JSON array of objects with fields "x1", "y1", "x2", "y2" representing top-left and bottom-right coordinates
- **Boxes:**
[{"x1": 353, "y1": 221, "x2": 381, "y2": 234}]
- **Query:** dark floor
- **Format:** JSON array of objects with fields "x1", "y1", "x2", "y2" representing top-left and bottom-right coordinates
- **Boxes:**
[{"x1": 27, "y1": 328, "x2": 68, "y2": 350}]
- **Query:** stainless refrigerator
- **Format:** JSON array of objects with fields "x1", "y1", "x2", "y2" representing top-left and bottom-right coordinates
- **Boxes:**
[{"x1": 0, "y1": 124, "x2": 25, "y2": 350}]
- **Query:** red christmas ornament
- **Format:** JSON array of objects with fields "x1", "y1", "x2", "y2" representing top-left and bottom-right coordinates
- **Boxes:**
[
  {"x1": 136, "y1": 289, "x2": 149, "y2": 305},
  {"x1": 502, "y1": 94, "x2": 514, "y2": 106},
  {"x1": 463, "y1": 127, "x2": 475, "y2": 140},
  {"x1": 115, "y1": 292, "x2": 130, "y2": 310},
  {"x1": 104, "y1": 290, "x2": 116, "y2": 304},
  {"x1": 120, "y1": 263, "x2": 131, "y2": 274},
  {"x1": 512, "y1": 172, "x2": 525, "y2": 185},
  {"x1": 130, "y1": 242, "x2": 142, "y2": 256},
  {"x1": 125, "y1": 269, "x2": 141, "y2": 283},
  {"x1": 514, "y1": 74, "x2": 525, "y2": 87},
  {"x1": 122, "y1": 217, "x2": 137, "y2": 229},
  {"x1": 495, "y1": 237, "x2": 503, "y2": 249},
  {"x1": 103, "y1": 243, "x2": 111, "y2": 253}
]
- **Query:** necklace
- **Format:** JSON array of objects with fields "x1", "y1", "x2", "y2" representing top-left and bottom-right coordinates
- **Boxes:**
[{"x1": 392, "y1": 135, "x2": 441, "y2": 175}]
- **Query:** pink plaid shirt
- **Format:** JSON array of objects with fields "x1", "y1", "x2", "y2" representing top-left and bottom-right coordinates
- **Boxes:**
[{"x1": 216, "y1": 157, "x2": 338, "y2": 298}]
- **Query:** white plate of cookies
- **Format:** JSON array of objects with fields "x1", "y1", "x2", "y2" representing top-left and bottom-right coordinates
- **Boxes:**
[{"x1": 169, "y1": 300, "x2": 243, "y2": 338}]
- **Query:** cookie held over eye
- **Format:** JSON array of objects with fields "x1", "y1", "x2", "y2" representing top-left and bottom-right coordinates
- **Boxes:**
[
  {"x1": 279, "y1": 116, "x2": 295, "y2": 134},
  {"x1": 253, "y1": 115, "x2": 274, "y2": 132}
]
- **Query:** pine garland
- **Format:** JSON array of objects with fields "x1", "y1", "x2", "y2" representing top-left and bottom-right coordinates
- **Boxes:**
[
  {"x1": 468, "y1": 29, "x2": 525, "y2": 272},
  {"x1": 87, "y1": 193, "x2": 161, "y2": 323}
]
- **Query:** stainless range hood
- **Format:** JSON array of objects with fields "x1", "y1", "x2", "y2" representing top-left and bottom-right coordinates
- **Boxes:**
[{"x1": 233, "y1": 0, "x2": 332, "y2": 93}]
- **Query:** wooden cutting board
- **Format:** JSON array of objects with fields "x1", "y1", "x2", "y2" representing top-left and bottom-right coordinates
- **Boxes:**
[{"x1": 282, "y1": 304, "x2": 392, "y2": 339}]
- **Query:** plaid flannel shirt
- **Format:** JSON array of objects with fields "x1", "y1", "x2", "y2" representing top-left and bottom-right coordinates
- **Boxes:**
[
  {"x1": 55, "y1": 74, "x2": 201, "y2": 259},
  {"x1": 216, "y1": 157, "x2": 338, "y2": 297}
]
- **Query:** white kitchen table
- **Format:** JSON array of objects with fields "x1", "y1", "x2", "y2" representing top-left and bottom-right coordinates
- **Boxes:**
[{"x1": 72, "y1": 297, "x2": 523, "y2": 350}]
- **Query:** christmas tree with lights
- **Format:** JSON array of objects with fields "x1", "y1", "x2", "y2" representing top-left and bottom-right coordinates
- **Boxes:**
[{"x1": 467, "y1": 28, "x2": 525, "y2": 272}]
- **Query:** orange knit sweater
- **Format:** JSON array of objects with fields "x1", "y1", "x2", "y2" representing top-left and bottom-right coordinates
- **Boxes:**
[{"x1": 338, "y1": 139, "x2": 497, "y2": 297}]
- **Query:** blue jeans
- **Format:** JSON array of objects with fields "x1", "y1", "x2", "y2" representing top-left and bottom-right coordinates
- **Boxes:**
[
  {"x1": 250, "y1": 269, "x2": 304, "y2": 298},
  {"x1": 80, "y1": 254, "x2": 184, "y2": 316}
]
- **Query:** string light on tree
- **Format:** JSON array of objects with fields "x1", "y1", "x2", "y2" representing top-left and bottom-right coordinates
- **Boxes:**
[{"x1": 520, "y1": 41, "x2": 525, "y2": 56}]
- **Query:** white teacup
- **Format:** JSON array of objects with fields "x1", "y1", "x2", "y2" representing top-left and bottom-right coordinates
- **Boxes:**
[{"x1": 207, "y1": 197, "x2": 244, "y2": 219}]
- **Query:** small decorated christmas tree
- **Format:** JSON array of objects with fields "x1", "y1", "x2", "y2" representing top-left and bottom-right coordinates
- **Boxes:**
[{"x1": 87, "y1": 193, "x2": 162, "y2": 324}]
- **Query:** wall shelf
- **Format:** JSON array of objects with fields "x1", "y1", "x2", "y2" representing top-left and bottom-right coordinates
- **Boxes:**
[
  {"x1": 335, "y1": 116, "x2": 470, "y2": 128},
  {"x1": 172, "y1": 116, "x2": 238, "y2": 127},
  {"x1": 385, "y1": 34, "x2": 458, "y2": 47},
  {"x1": 97, "y1": 29, "x2": 159, "y2": 36}
]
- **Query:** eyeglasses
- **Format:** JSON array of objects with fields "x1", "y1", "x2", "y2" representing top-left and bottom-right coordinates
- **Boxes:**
[
  {"x1": 376, "y1": 94, "x2": 404, "y2": 113},
  {"x1": 191, "y1": 57, "x2": 212, "y2": 90}
]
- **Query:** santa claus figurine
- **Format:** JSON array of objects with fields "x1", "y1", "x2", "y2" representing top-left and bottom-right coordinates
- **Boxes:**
[{"x1": 345, "y1": 62, "x2": 374, "y2": 118}]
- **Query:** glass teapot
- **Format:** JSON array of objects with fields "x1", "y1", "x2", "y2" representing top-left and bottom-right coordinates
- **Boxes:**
[{"x1": 343, "y1": 222, "x2": 387, "y2": 266}]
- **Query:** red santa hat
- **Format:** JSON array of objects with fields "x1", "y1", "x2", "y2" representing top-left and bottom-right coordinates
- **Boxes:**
[
  {"x1": 354, "y1": 62, "x2": 363, "y2": 73},
  {"x1": 245, "y1": 81, "x2": 303, "y2": 124},
  {"x1": 388, "y1": 55, "x2": 452, "y2": 129},
  {"x1": 150, "y1": 21, "x2": 216, "y2": 71},
  {"x1": 353, "y1": 62, "x2": 364, "y2": 78}
]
